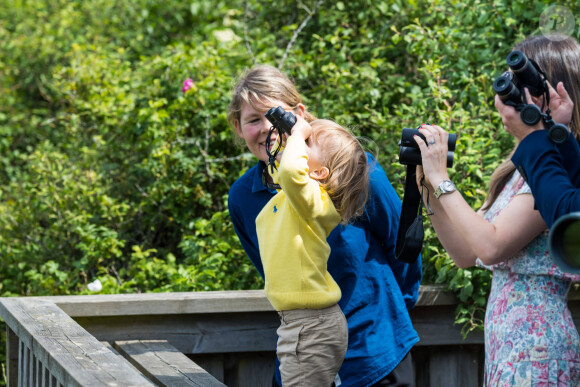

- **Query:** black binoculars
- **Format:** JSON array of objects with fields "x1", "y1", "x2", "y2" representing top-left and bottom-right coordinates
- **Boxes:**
[
  {"x1": 265, "y1": 106, "x2": 296, "y2": 136},
  {"x1": 263, "y1": 106, "x2": 297, "y2": 174},
  {"x1": 493, "y1": 50, "x2": 569, "y2": 143},
  {"x1": 493, "y1": 50, "x2": 547, "y2": 103},
  {"x1": 398, "y1": 128, "x2": 457, "y2": 168},
  {"x1": 493, "y1": 50, "x2": 549, "y2": 127}
]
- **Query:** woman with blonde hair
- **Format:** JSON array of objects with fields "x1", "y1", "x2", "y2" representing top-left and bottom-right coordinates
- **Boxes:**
[{"x1": 228, "y1": 65, "x2": 421, "y2": 386}]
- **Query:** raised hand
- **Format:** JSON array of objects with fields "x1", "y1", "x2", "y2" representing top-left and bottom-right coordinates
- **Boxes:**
[
  {"x1": 546, "y1": 81, "x2": 574, "y2": 127},
  {"x1": 413, "y1": 124, "x2": 450, "y2": 190}
]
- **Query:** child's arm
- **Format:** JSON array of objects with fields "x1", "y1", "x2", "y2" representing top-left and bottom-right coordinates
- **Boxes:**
[
  {"x1": 277, "y1": 118, "x2": 333, "y2": 218},
  {"x1": 273, "y1": 116, "x2": 311, "y2": 162},
  {"x1": 289, "y1": 116, "x2": 312, "y2": 142}
]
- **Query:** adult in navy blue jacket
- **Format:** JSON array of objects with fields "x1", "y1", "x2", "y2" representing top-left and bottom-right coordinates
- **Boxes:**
[
  {"x1": 227, "y1": 65, "x2": 421, "y2": 387},
  {"x1": 495, "y1": 36, "x2": 580, "y2": 228}
]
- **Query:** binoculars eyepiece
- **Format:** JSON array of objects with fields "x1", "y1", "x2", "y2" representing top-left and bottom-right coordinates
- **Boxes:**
[
  {"x1": 493, "y1": 71, "x2": 521, "y2": 105},
  {"x1": 494, "y1": 50, "x2": 546, "y2": 105},
  {"x1": 505, "y1": 50, "x2": 546, "y2": 98}
]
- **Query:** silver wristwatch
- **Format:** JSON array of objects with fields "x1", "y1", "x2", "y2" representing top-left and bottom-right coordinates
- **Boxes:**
[{"x1": 434, "y1": 180, "x2": 457, "y2": 199}]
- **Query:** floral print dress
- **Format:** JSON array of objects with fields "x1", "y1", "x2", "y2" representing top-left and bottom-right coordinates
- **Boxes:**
[{"x1": 478, "y1": 171, "x2": 580, "y2": 386}]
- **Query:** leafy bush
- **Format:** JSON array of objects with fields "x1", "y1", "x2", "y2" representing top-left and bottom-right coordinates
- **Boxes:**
[{"x1": 1, "y1": 0, "x2": 579, "y2": 382}]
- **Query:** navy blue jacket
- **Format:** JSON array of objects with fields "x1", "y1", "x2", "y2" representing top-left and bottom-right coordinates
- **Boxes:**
[
  {"x1": 511, "y1": 130, "x2": 580, "y2": 228},
  {"x1": 228, "y1": 154, "x2": 420, "y2": 387}
]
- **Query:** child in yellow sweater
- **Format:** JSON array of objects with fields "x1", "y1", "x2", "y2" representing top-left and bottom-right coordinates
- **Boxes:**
[{"x1": 256, "y1": 115, "x2": 369, "y2": 386}]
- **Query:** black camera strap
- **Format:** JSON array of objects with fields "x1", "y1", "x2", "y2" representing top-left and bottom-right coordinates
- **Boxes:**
[
  {"x1": 262, "y1": 126, "x2": 283, "y2": 190},
  {"x1": 265, "y1": 126, "x2": 283, "y2": 174},
  {"x1": 395, "y1": 165, "x2": 424, "y2": 263},
  {"x1": 261, "y1": 167, "x2": 281, "y2": 190}
]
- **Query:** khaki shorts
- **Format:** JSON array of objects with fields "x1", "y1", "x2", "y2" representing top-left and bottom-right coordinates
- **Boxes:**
[{"x1": 276, "y1": 304, "x2": 348, "y2": 387}]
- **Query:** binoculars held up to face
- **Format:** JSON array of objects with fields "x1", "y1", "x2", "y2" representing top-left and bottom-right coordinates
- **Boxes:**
[
  {"x1": 493, "y1": 50, "x2": 569, "y2": 144},
  {"x1": 263, "y1": 106, "x2": 296, "y2": 175},
  {"x1": 265, "y1": 106, "x2": 296, "y2": 136},
  {"x1": 398, "y1": 127, "x2": 457, "y2": 168}
]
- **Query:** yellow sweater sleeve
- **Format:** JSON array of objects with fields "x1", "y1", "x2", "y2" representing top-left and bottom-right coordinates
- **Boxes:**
[{"x1": 277, "y1": 136, "x2": 334, "y2": 220}]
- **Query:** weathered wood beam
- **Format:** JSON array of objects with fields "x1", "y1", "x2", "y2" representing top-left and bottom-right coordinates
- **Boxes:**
[
  {"x1": 28, "y1": 290, "x2": 274, "y2": 317},
  {"x1": 114, "y1": 340, "x2": 226, "y2": 387}
]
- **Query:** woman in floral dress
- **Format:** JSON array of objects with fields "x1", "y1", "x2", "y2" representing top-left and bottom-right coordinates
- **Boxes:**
[
  {"x1": 414, "y1": 35, "x2": 580, "y2": 386},
  {"x1": 480, "y1": 172, "x2": 580, "y2": 385}
]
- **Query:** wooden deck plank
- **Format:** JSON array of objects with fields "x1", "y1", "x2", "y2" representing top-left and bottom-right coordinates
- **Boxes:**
[
  {"x1": 410, "y1": 304, "x2": 484, "y2": 346},
  {"x1": 114, "y1": 340, "x2": 225, "y2": 387},
  {"x1": 76, "y1": 312, "x2": 280, "y2": 354},
  {"x1": 76, "y1": 305, "x2": 481, "y2": 352}
]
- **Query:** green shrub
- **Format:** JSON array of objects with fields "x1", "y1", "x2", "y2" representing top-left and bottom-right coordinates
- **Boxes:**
[{"x1": 1, "y1": 1, "x2": 580, "y2": 382}]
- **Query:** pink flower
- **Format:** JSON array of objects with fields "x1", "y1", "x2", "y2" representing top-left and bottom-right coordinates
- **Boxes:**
[{"x1": 182, "y1": 78, "x2": 194, "y2": 93}]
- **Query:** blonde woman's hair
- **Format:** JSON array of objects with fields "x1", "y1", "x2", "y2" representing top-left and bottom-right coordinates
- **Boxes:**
[
  {"x1": 311, "y1": 119, "x2": 369, "y2": 224},
  {"x1": 484, "y1": 35, "x2": 580, "y2": 211},
  {"x1": 227, "y1": 65, "x2": 316, "y2": 146}
]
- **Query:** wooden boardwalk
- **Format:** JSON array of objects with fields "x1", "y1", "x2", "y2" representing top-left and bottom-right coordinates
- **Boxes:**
[{"x1": 1, "y1": 286, "x2": 579, "y2": 386}]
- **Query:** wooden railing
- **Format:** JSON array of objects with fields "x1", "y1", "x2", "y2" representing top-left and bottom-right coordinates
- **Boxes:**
[
  {"x1": 2, "y1": 285, "x2": 579, "y2": 387},
  {"x1": 1, "y1": 298, "x2": 154, "y2": 387}
]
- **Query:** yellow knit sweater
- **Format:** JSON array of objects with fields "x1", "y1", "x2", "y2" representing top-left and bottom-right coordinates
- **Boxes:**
[{"x1": 256, "y1": 135, "x2": 341, "y2": 311}]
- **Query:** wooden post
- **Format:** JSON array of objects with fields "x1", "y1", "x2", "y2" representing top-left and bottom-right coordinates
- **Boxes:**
[
  {"x1": 6, "y1": 325, "x2": 18, "y2": 387},
  {"x1": 428, "y1": 345, "x2": 482, "y2": 387}
]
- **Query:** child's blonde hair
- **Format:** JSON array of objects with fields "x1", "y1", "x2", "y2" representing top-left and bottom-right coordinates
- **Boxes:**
[{"x1": 311, "y1": 119, "x2": 369, "y2": 224}]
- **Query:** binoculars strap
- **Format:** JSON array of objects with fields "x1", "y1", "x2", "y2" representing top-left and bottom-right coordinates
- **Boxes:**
[
  {"x1": 265, "y1": 126, "x2": 282, "y2": 174},
  {"x1": 395, "y1": 165, "x2": 424, "y2": 264}
]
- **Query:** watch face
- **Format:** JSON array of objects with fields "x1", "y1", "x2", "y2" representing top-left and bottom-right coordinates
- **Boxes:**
[{"x1": 436, "y1": 180, "x2": 455, "y2": 198}]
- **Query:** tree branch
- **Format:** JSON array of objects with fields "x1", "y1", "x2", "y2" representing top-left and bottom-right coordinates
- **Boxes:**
[
  {"x1": 243, "y1": 0, "x2": 256, "y2": 64},
  {"x1": 278, "y1": 0, "x2": 324, "y2": 70}
]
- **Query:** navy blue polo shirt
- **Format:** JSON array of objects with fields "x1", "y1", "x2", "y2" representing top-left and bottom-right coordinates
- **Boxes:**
[{"x1": 228, "y1": 154, "x2": 421, "y2": 387}]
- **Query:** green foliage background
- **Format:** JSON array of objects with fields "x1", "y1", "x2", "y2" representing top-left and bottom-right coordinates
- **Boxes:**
[{"x1": 1, "y1": 0, "x2": 579, "y2": 382}]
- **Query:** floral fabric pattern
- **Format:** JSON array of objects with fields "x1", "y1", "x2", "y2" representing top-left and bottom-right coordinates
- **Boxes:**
[{"x1": 477, "y1": 171, "x2": 580, "y2": 386}]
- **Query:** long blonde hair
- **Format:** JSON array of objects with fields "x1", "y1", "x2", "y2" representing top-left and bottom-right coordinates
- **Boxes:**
[
  {"x1": 484, "y1": 35, "x2": 580, "y2": 210},
  {"x1": 227, "y1": 65, "x2": 316, "y2": 146},
  {"x1": 311, "y1": 119, "x2": 369, "y2": 224}
]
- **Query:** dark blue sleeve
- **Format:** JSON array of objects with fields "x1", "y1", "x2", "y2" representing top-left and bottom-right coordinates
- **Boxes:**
[
  {"x1": 511, "y1": 130, "x2": 580, "y2": 228},
  {"x1": 364, "y1": 155, "x2": 422, "y2": 310},
  {"x1": 228, "y1": 180, "x2": 266, "y2": 279},
  {"x1": 556, "y1": 131, "x2": 580, "y2": 187}
]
